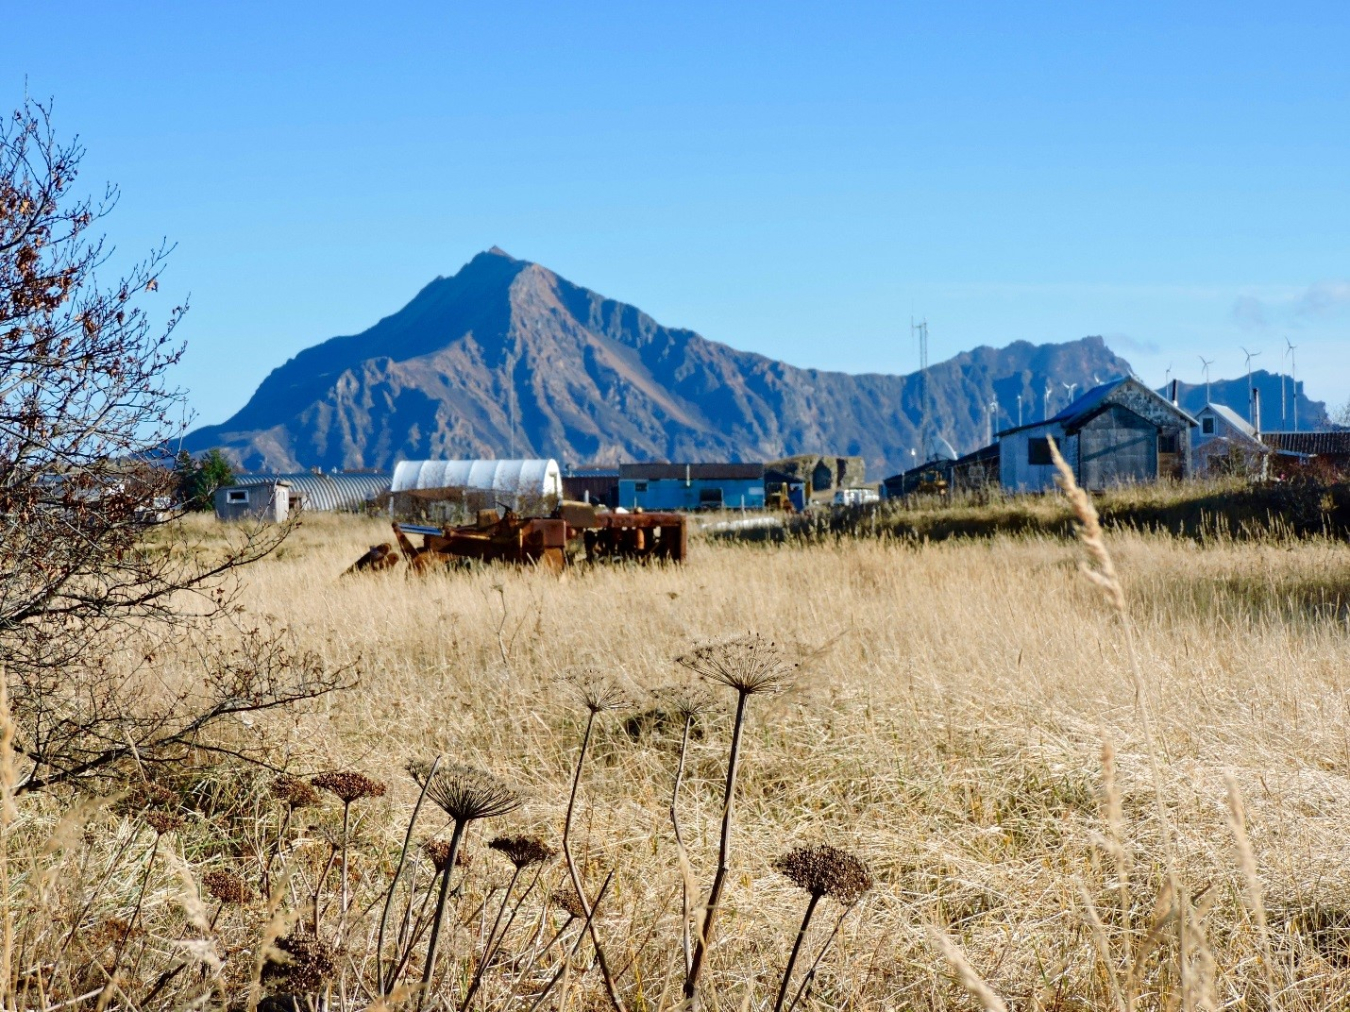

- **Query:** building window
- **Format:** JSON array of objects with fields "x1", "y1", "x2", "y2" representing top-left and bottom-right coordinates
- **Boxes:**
[
  {"x1": 227, "y1": 490, "x2": 249, "y2": 503},
  {"x1": 633, "y1": 481, "x2": 648, "y2": 493},
  {"x1": 1159, "y1": 433, "x2": 1179, "y2": 454},
  {"x1": 1028, "y1": 438, "x2": 1053, "y2": 466},
  {"x1": 1201, "y1": 417, "x2": 1215, "y2": 435}
]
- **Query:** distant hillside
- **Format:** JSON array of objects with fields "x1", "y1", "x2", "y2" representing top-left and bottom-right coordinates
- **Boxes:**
[
  {"x1": 186, "y1": 248, "x2": 1136, "y2": 476},
  {"x1": 1163, "y1": 371, "x2": 1330, "y2": 432}
]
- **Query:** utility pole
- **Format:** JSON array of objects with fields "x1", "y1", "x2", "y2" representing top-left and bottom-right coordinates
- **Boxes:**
[
  {"x1": 1241, "y1": 346, "x2": 1261, "y2": 427},
  {"x1": 1198, "y1": 355, "x2": 1214, "y2": 405},
  {"x1": 1286, "y1": 338, "x2": 1298, "y2": 431},
  {"x1": 913, "y1": 318, "x2": 931, "y2": 459}
]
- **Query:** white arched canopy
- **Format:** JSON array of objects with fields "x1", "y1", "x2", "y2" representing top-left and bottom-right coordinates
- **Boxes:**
[{"x1": 390, "y1": 459, "x2": 562, "y2": 500}]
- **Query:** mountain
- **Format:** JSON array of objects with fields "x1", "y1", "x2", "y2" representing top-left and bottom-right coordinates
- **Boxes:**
[
  {"x1": 1161, "y1": 372, "x2": 1330, "y2": 432},
  {"x1": 185, "y1": 248, "x2": 1135, "y2": 477}
]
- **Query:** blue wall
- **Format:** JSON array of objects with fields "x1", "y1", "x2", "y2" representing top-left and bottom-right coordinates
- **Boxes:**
[{"x1": 617, "y1": 478, "x2": 765, "y2": 510}]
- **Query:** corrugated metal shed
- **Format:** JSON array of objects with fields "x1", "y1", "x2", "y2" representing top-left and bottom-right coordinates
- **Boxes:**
[
  {"x1": 1261, "y1": 432, "x2": 1350, "y2": 456},
  {"x1": 391, "y1": 459, "x2": 562, "y2": 499},
  {"x1": 232, "y1": 472, "x2": 390, "y2": 512}
]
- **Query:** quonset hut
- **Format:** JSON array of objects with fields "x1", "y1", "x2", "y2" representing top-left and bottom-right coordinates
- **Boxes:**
[
  {"x1": 388, "y1": 459, "x2": 563, "y2": 523},
  {"x1": 218, "y1": 472, "x2": 391, "y2": 519}
]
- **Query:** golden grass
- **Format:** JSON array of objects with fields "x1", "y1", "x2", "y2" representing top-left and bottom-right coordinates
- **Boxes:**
[{"x1": 9, "y1": 508, "x2": 1350, "y2": 1008}]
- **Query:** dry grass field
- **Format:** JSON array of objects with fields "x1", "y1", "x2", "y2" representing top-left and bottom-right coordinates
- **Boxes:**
[{"x1": 6, "y1": 501, "x2": 1350, "y2": 1010}]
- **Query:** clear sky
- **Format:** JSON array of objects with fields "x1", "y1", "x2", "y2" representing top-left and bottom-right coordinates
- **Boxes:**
[{"x1": 9, "y1": 2, "x2": 1349, "y2": 426}]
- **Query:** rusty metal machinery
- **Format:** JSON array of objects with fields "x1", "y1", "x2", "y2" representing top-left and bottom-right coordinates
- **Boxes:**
[{"x1": 389, "y1": 501, "x2": 686, "y2": 574}]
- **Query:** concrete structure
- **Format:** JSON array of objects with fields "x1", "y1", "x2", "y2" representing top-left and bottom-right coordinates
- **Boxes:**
[
  {"x1": 997, "y1": 377, "x2": 1197, "y2": 492},
  {"x1": 389, "y1": 459, "x2": 562, "y2": 522},
  {"x1": 618, "y1": 463, "x2": 765, "y2": 511},
  {"x1": 214, "y1": 480, "x2": 290, "y2": 522},
  {"x1": 767, "y1": 455, "x2": 866, "y2": 494}
]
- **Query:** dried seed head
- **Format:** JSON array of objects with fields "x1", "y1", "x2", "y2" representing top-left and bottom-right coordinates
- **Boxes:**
[
  {"x1": 202, "y1": 870, "x2": 253, "y2": 905},
  {"x1": 144, "y1": 810, "x2": 184, "y2": 835},
  {"x1": 652, "y1": 683, "x2": 714, "y2": 723},
  {"x1": 420, "y1": 837, "x2": 472, "y2": 871},
  {"x1": 311, "y1": 771, "x2": 387, "y2": 804},
  {"x1": 263, "y1": 934, "x2": 337, "y2": 993},
  {"x1": 677, "y1": 633, "x2": 795, "y2": 696},
  {"x1": 565, "y1": 673, "x2": 631, "y2": 714},
  {"x1": 773, "y1": 844, "x2": 873, "y2": 904},
  {"x1": 271, "y1": 775, "x2": 321, "y2": 809},
  {"x1": 550, "y1": 887, "x2": 586, "y2": 919},
  {"x1": 412, "y1": 762, "x2": 522, "y2": 823},
  {"x1": 488, "y1": 834, "x2": 556, "y2": 869}
]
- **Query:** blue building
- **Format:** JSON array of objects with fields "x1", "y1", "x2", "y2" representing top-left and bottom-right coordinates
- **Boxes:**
[{"x1": 618, "y1": 463, "x2": 766, "y2": 511}]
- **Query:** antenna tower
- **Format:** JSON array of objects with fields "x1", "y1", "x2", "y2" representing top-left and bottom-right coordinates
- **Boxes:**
[
  {"x1": 1286, "y1": 338, "x2": 1298, "y2": 431},
  {"x1": 913, "y1": 318, "x2": 931, "y2": 460}
]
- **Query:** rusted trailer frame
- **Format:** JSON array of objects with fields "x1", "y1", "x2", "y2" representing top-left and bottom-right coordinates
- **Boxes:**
[{"x1": 390, "y1": 502, "x2": 686, "y2": 573}]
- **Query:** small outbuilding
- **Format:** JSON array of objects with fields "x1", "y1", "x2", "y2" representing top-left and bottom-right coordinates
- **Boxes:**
[
  {"x1": 561, "y1": 466, "x2": 620, "y2": 507},
  {"x1": 230, "y1": 472, "x2": 391, "y2": 514},
  {"x1": 1260, "y1": 431, "x2": 1350, "y2": 478},
  {"x1": 618, "y1": 463, "x2": 765, "y2": 511},
  {"x1": 997, "y1": 377, "x2": 1197, "y2": 493},
  {"x1": 214, "y1": 480, "x2": 290, "y2": 522}
]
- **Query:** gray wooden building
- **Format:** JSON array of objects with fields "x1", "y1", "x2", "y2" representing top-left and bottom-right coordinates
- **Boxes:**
[{"x1": 997, "y1": 377, "x2": 1197, "y2": 492}]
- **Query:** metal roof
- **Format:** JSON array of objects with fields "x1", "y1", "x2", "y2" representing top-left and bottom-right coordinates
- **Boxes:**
[
  {"x1": 1260, "y1": 431, "x2": 1350, "y2": 455},
  {"x1": 1199, "y1": 402, "x2": 1257, "y2": 439},
  {"x1": 231, "y1": 473, "x2": 390, "y2": 512},
  {"x1": 997, "y1": 377, "x2": 1198, "y2": 437},
  {"x1": 619, "y1": 462, "x2": 765, "y2": 481},
  {"x1": 390, "y1": 459, "x2": 562, "y2": 498},
  {"x1": 565, "y1": 466, "x2": 621, "y2": 478}
]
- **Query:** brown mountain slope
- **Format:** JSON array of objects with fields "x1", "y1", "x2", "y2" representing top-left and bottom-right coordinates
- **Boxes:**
[{"x1": 185, "y1": 248, "x2": 1134, "y2": 476}]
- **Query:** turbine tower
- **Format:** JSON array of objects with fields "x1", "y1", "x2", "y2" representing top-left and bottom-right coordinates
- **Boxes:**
[
  {"x1": 1241, "y1": 346, "x2": 1262, "y2": 427},
  {"x1": 1043, "y1": 380, "x2": 1053, "y2": 422},
  {"x1": 913, "y1": 318, "x2": 932, "y2": 459},
  {"x1": 1198, "y1": 355, "x2": 1214, "y2": 405},
  {"x1": 1286, "y1": 337, "x2": 1299, "y2": 431}
]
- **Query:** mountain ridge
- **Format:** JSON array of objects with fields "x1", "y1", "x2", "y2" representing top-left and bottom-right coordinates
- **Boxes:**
[{"x1": 187, "y1": 249, "x2": 1149, "y2": 475}]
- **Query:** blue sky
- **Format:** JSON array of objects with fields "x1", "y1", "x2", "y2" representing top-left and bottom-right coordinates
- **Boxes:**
[{"x1": 9, "y1": 2, "x2": 1349, "y2": 426}]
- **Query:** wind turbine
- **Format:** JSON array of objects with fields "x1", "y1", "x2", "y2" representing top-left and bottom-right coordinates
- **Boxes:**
[
  {"x1": 986, "y1": 399, "x2": 999, "y2": 445},
  {"x1": 1016, "y1": 393, "x2": 1023, "y2": 428},
  {"x1": 1286, "y1": 337, "x2": 1298, "y2": 431},
  {"x1": 1241, "y1": 346, "x2": 1261, "y2": 427},
  {"x1": 1164, "y1": 363, "x2": 1173, "y2": 389},
  {"x1": 1198, "y1": 355, "x2": 1214, "y2": 405},
  {"x1": 1062, "y1": 381, "x2": 1079, "y2": 406},
  {"x1": 1043, "y1": 380, "x2": 1053, "y2": 422}
]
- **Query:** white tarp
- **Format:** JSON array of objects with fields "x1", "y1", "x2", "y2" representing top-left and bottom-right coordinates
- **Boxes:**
[{"x1": 390, "y1": 459, "x2": 562, "y2": 499}]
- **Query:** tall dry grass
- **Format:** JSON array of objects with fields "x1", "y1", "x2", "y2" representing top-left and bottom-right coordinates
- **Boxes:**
[{"x1": 4, "y1": 508, "x2": 1350, "y2": 1009}]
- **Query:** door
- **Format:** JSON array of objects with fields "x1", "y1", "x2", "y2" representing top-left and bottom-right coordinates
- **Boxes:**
[{"x1": 1077, "y1": 406, "x2": 1157, "y2": 489}]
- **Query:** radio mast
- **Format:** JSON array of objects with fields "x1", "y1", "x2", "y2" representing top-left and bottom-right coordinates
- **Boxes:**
[{"x1": 913, "y1": 318, "x2": 931, "y2": 460}]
